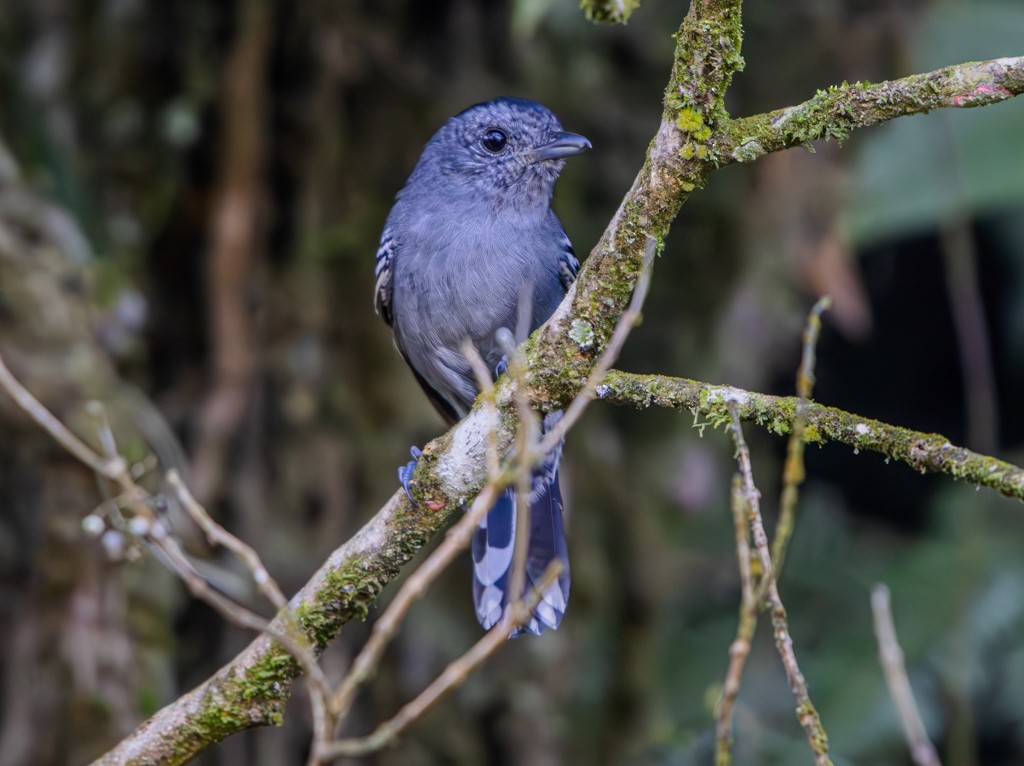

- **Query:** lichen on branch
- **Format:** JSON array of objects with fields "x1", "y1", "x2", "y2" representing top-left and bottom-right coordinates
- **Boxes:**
[
  {"x1": 596, "y1": 370, "x2": 1024, "y2": 501},
  {"x1": 723, "y1": 56, "x2": 1024, "y2": 163}
]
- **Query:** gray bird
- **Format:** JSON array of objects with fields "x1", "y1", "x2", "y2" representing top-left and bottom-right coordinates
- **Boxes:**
[{"x1": 374, "y1": 97, "x2": 590, "y2": 635}]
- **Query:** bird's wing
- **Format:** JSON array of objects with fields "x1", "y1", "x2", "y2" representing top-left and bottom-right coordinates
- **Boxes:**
[
  {"x1": 557, "y1": 228, "x2": 580, "y2": 292},
  {"x1": 373, "y1": 229, "x2": 396, "y2": 325},
  {"x1": 404, "y1": 348, "x2": 464, "y2": 425}
]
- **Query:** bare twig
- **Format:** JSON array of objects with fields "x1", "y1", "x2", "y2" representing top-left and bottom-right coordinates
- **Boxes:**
[
  {"x1": 771, "y1": 296, "x2": 830, "y2": 580},
  {"x1": 317, "y1": 562, "x2": 563, "y2": 760},
  {"x1": 86, "y1": 400, "x2": 121, "y2": 461},
  {"x1": 167, "y1": 470, "x2": 287, "y2": 609},
  {"x1": 165, "y1": 470, "x2": 332, "y2": 703},
  {"x1": 0, "y1": 347, "x2": 335, "y2": 740},
  {"x1": 148, "y1": 531, "x2": 273, "y2": 632},
  {"x1": 718, "y1": 299, "x2": 829, "y2": 764},
  {"x1": 726, "y1": 404, "x2": 833, "y2": 766},
  {"x1": 716, "y1": 476, "x2": 759, "y2": 764},
  {"x1": 727, "y1": 403, "x2": 772, "y2": 586},
  {"x1": 509, "y1": 344, "x2": 538, "y2": 620},
  {"x1": 0, "y1": 353, "x2": 124, "y2": 479},
  {"x1": 461, "y1": 339, "x2": 502, "y2": 481},
  {"x1": 871, "y1": 584, "x2": 943, "y2": 766},
  {"x1": 327, "y1": 481, "x2": 504, "y2": 722}
]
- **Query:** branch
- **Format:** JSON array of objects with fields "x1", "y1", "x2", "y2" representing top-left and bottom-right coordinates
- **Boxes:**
[
  {"x1": 772, "y1": 297, "x2": 829, "y2": 577},
  {"x1": 723, "y1": 57, "x2": 1024, "y2": 163},
  {"x1": 596, "y1": 372, "x2": 1024, "y2": 501},
  {"x1": 716, "y1": 476, "x2": 758, "y2": 762},
  {"x1": 717, "y1": 299, "x2": 828, "y2": 764},
  {"x1": 726, "y1": 404, "x2": 832, "y2": 765},
  {"x1": 316, "y1": 562, "x2": 563, "y2": 760},
  {"x1": 88, "y1": 490, "x2": 436, "y2": 765},
  {"x1": 526, "y1": 0, "x2": 744, "y2": 408},
  {"x1": 871, "y1": 584, "x2": 943, "y2": 766},
  {"x1": 527, "y1": 48, "x2": 1022, "y2": 412}
]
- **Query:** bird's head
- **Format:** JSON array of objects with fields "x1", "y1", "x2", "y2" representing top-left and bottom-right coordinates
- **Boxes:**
[{"x1": 411, "y1": 97, "x2": 590, "y2": 210}]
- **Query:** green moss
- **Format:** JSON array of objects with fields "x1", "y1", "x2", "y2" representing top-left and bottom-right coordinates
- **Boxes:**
[
  {"x1": 290, "y1": 561, "x2": 381, "y2": 649},
  {"x1": 580, "y1": 0, "x2": 641, "y2": 24},
  {"x1": 154, "y1": 654, "x2": 294, "y2": 764},
  {"x1": 675, "y1": 107, "x2": 705, "y2": 133}
]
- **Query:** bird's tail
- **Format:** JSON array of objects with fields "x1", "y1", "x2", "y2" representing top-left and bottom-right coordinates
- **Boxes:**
[{"x1": 471, "y1": 464, "x2": 570, "y2": 637}]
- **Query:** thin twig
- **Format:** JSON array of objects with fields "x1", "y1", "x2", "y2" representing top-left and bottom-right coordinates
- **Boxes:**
[
  {"x1": 727, "y1": 404, "x2": 833, "y2": 766},
  {"x1": 871, "y1": 584, "x2": 943, "y2": 766},
  {"x1": 306, "y1": 685, "x2": 330, "y2": 766},
  {"x1": 508, "y1": 341, "x2": 537, "y2": 617},
  {"x1": 167, "y1": 470, "x2": 287, "y2": 609},
  {"x1": 716, "y1": 476, "x2": 759, "y2": 765},
  {"x1": 719, "y1": 298, "x2": 831, "y2": 764},
  {"x1": 771, "y1": 296, "x2": 830, "y2": 581},
  {"x1": 166, "y1": 470, "x2": 332, "y2": 702},
  {"x1": 317, "y1": 562, "x2": 562, "y2": 760},
  {"x1": 0, "y1": 352, "x2": 124, "y2": 479},
  {"x1": 149, "y1": 531, "x2": 273, "y2": 632},
  {"x1": 86, "y1": 400, "x2": 120, "y2": 461},
  {"x1": 461, "y1": 339, "x2": 502, "y2": 481},
  {"x1": 327, "y1": 481, "x2": 504, "y2": 722},
  {"x1": 0, "y1": 348, "x2": 333, "y2": 714},
  {"x1": 728, "y1": 403, "x2": 772, "y2": 586}
]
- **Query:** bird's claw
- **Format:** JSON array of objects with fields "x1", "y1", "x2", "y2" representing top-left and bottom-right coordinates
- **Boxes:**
[
  {"x1": 494, "y1": 356, "x2": 510, "y2": 379},
  {"x1": 398, "y1": 446, "x2": 423, "y2": 501}
]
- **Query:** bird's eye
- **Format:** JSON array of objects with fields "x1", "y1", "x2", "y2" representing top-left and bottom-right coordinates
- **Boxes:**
[{"x1": 481, "y1": 129, "x2": 508, "y2": 153}]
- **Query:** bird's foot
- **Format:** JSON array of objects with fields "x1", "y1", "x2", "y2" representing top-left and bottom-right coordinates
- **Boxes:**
[
  {"x1": 494, "y1": 355, "x2": 510, "y2": 379},
  {"x1": 398, "y1": 446, "x2": 423, "y2": 501}
]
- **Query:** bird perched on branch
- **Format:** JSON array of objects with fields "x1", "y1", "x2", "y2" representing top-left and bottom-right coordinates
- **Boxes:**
[{"x1": 373, "y1": 97, "x2": 590, "y2": 635}]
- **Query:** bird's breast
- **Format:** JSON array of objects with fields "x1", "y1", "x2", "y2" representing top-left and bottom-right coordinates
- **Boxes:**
[{"x1": 396, "y1": 215, "x2": 554, "y2": 343}]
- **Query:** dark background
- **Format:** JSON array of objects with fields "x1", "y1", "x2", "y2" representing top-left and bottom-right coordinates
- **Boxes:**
[{"x1": 1, "y1": 0, "x2": 1023, "y2": 764}]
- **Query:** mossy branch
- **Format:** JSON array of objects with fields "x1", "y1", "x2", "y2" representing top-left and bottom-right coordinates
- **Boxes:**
[
  {"x1": 527, "y1": 0, "x2": 744, "y2": 408},
  {"x1": 596, "y1": 370, "x2": 1024, "y2": 501},
  {"x1": 88, "y1": 488, "x2": 446, "y2": 765},
  {"x1": 723, "y1": 56, "x2": 1024, "y2": 163}
]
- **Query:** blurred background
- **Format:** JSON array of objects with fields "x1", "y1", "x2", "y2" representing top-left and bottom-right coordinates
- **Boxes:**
[{"x1": 1, "y1": 0, "x2": 1023, "y2": 764}]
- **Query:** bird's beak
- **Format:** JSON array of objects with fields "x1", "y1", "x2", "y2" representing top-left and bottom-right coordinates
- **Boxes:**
[{"x1": 534, "y1": 131, "x2": 592, "y2": 161}]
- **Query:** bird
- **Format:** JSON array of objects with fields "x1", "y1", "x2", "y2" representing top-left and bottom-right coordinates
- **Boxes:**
[{"x1": 373, "y1": 97, "x2": 590, "y2": 635}]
